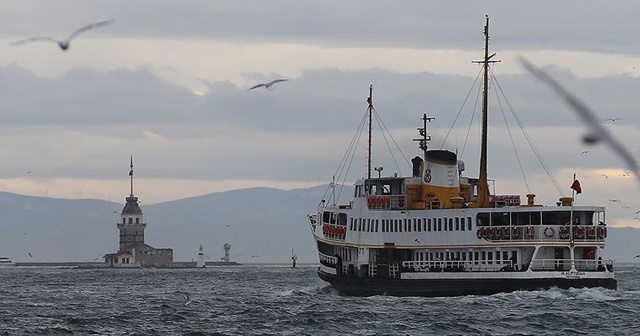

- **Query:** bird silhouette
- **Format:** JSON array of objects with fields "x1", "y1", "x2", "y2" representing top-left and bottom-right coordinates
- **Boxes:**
[
  {"x1": 248, "y1": 79, "x2": 290, "y2": 90},
  {"x1": 10, "y1": 19, "x2": 114, "y2": 51},
  {"x1": 604, "y1": 117, "x2": 622, "y2": 122},
  {"x1": 519, "y1": 57, "x2": 640, "y2": 182}
]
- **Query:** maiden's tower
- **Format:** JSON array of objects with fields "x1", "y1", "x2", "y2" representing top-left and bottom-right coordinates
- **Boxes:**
[{"x1": 104, "y1": 156, "x2": 173, "y2": 267}]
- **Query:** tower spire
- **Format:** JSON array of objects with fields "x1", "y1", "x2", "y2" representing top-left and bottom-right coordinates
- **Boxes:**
[{"x1": 129, "y1": 155, "x2": 134, "y2": 196}]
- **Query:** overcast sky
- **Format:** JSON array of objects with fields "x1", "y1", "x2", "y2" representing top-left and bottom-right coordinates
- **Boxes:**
[{"x1": 1, "y1": 1, "x2": 640, "y2": 227}]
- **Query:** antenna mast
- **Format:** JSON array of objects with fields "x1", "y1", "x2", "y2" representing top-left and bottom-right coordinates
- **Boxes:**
[
  {"x1": 367, "y1": 84, "x2": 374, "y2": 179},
  {"x1": 129, "y1": 155, "x2": 134, "y2": 196},
  {"x1": 415, "y1": 113, "x2": 434, "y2": 159},
  {"x1": 472, "y1": 15, "x2": 500, "y2": 208}
]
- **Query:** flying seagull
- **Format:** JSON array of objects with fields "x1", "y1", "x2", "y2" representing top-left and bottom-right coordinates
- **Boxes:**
[
  {"x1": 248, "y1": 79, "x2": 290, "y2": 90},
  {"x1": 604, "y1": 117, "x2": 622, "y2": 122},
  {"x1": 518, "y1": 57, "x2": 640, "y2": 182},
  {"x1": 10, "y1": 19, "x2": 114, "y2": 51}
]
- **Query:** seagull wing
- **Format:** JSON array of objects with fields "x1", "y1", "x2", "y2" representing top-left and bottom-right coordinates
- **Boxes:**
[
  {"x1": 519, "y1": 57, "x2": 640, "y2": 181},
  {"x1": 269, "y1": 79, "x2": 290, "y2": 85},
  {"x1": 248, "y1": 83, "x2": 267, "y2": 90},
  {"x1": 10, "y1": 37, "x2": 58, "y2": 46},
  {"x1": 68, "y1": 19, "x2": 114, "y2": 40}
]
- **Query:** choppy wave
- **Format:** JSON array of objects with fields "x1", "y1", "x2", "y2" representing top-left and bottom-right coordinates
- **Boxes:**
[{"x1": 1, "y1": 265, "x2": 639, "y2": 335}]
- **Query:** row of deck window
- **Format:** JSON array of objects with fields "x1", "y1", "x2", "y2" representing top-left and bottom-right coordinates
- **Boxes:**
[{"x1": 349, "y1": 217, "x2": 474, "y2": 233}]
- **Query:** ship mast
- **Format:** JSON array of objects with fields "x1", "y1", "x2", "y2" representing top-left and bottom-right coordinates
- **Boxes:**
[
  {"x1": 473, "y1": 16, "x2": 499, "y2": 208},
  {"x1": 367, "y1": 84, "x2": 374, "y2": 179}
]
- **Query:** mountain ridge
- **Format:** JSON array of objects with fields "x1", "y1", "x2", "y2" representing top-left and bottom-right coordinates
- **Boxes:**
[{"x1": 1, "y1": 186, "x2": 639, "y2": 263}]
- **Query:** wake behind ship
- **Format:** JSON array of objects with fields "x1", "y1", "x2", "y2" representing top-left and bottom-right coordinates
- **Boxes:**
[{"x1": 307, "y1": 17, "x2": 616, "y2": 297}]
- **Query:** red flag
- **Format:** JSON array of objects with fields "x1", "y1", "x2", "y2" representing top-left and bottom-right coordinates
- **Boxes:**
[
  {"x1": 571, "y1": 179, "x2": 582, "y2": 194},
  {"x1": 129, "y1": 169, "x2": 133, "y2": 176}
]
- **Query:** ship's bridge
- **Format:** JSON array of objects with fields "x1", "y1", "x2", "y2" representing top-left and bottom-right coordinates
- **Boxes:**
[{"x1": 355, "y1": 177, "x2": 407, "y2": 210}]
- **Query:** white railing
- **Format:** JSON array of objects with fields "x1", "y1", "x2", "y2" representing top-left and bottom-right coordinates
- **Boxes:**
[
  {"x1": 402, "y1": 260, "x2": 512, "y2": 272},
  {"x1": 318, "y1": 252, "x2": 337, "y2": 265},
  {"x1": 530, "y1": 258, "x2": 612, "y2": 272}
]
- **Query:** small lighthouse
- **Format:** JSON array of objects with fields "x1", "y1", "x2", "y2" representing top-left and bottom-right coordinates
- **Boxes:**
[
  {"x1": 221, "y1": 243, "x2": 231, "y2": 263},
  {"x1": 291, "y1": 249, "x2": 297, "y2": 269},
  {"x1": 196, "y1": 244, "x2": 206, "y2": 268}
]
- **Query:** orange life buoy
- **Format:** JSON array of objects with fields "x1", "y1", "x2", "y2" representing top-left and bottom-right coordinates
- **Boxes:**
[
  {"x1": 559, "y1": 226, "x2": 570, "y2": 239},
  {"x1": 544, "y1": 226, "x2": 555, "y2": 238},
  {"x1": 481, "y1": 227, "x2": 488, "y2": 239},
  {"x1": 574, "y1": 226, "x2": 585, "y2": 239},
  {"x1": 586, "y1": 226, "x2": 596, "y2": 239},
  {"x1": 476, "y1": 228, "x2": 483, "y2": 239}
]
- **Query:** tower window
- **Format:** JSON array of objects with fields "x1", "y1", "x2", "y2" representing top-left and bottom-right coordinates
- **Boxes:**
[
  {"x1": 136, "y1": 218, "x2": 139, "y2": 224},
  {"x1": 128, "y1": 218, "x2": 133, "y2": 224}
]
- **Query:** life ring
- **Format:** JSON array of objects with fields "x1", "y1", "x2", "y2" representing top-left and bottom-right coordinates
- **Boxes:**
[
  {"x1": 574, "y1": 226, "x2": 585, "y2": 239},
  {"x1": 543, "y1": 226, "x2": 555, "y2": 238},
  {"x1": 524, "y1": 226, "x2": 535, "y2": 239},
  {"x1": 586, "y1": 226, "x2": 596, "y2": 239},
  {"x1": 476, "y1": 228, "x2": 483, "y2": 239},
  {"x1": 512, "y1": 226, "x2": 522, "y2": 239},
  {"x1": 559, "y1": 226, "x2": 570, "y2": 239},
  {"x1": 481, "y1": 227, "x2": 488, "y2": 239}
]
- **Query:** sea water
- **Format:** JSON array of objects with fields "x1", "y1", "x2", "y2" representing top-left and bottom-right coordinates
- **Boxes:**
[{"x1": 0, "y1": 264, "x2": 638, "y2": 335}]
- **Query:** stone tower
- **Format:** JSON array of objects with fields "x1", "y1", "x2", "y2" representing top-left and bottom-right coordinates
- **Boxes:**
[{"x1": 117, "y1": 156, "x2": 147, "y2": 251}]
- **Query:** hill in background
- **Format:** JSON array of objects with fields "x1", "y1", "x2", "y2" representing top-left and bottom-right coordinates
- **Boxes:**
[{"x1": 0, "y1": 186, "x2": 638, "y2": 263}]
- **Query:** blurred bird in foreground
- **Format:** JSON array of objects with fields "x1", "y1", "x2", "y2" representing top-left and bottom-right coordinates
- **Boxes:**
[
  {"x1": 10, "y1": 19, "x2": 114, "y2": 51},
  {"x1": 518, "y1": 57, "x2": 640, "y2": 182},
  {"x1": 248, "y1": 79, "x2": 290, "y2": 90}
]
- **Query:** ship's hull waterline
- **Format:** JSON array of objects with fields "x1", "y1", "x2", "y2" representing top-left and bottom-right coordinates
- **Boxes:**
[{"x1": 318, "y1": 270, "x2": 617, "y2": 297}]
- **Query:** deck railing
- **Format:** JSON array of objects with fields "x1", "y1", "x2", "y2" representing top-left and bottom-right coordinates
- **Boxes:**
[
  {"x1": 401, "y1": 260, "x2": 515, "y2": 272},
  {"x1": 318, "y1": 252, "x2": 337, "y2": 266},
  {"x1": 402, "y1": 258, "x2": 612, "y2": 273},
  {"x1": 530, "y1": 258, "x2": 613, "y2": 272}
]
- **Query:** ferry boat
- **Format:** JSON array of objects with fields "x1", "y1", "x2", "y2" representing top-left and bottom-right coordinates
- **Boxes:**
[
  {"x1": 307, "y1": 17, "x2": 617, "y2": 297},
  {"x1": 0, "y1": 257, "x2": 16, "y2": 267}
]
